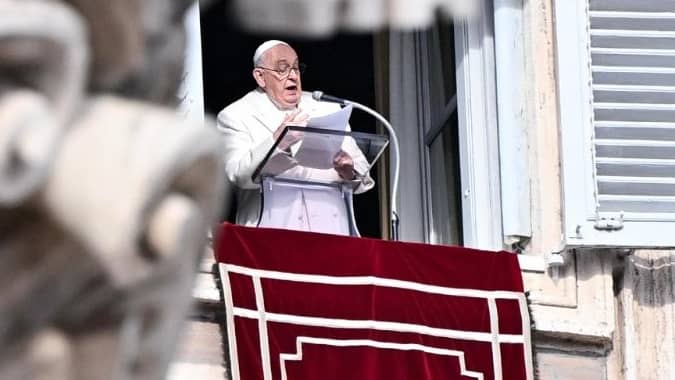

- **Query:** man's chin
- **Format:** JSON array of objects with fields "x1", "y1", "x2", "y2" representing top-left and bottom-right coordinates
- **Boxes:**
[{"x1": 283, "y1": 95, "x2": 300, "y2": 106}]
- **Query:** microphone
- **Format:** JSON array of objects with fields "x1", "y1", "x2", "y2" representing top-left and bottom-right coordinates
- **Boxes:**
[
  {"x1": 312, "y1": 91, "x2": 347, "y2": 106},
  {"x1": 312, "y1": 90, "x2": 401, "y2": 241}
]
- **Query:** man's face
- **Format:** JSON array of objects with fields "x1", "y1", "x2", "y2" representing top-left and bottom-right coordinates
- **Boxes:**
[{"x1": 253, "y1": 44, "x2": 302, "y2": 109}]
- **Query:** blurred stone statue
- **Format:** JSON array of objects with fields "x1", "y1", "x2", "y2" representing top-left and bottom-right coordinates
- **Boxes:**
[{"x1": 0, "y1": 1, "x2": 226, "y2": 379}]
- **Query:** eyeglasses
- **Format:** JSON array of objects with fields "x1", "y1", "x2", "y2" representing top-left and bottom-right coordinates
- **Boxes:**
[{"x1": 256, "y1": 63, "x2": 307, "y2": 78}]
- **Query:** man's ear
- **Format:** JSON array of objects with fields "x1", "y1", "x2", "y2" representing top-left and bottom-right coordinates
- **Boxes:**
[{"x1": 252, "y1": 68, "x2": 266, "y2": 88}]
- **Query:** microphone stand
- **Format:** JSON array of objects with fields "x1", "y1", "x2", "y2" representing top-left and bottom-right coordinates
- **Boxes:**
[{"x1": 343, "y1": 100, "x2": 400, "y2": 241}]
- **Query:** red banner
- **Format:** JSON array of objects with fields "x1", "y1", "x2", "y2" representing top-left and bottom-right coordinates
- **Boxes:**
[{"x1": 215, "y1": 223, "x2": 532, "y2": 380}]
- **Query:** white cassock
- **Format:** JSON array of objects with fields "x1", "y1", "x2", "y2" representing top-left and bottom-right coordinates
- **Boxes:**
[{"x1": 217, "y1": 88, "x2": 374, "y2": 235}]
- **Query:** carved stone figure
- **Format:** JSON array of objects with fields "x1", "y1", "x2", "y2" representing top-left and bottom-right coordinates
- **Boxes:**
[{"x1": 0, "y1": 1, "x2": 226, "y2": 379}]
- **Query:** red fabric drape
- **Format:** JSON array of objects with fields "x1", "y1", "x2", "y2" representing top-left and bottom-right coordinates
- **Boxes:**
[{"x1": 216, "y1": 223, "x2": 532, "y2": 380}]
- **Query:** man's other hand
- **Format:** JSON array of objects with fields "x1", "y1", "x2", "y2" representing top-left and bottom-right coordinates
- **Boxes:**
[{"x1": 333, "y1": 150, "x2": 355, "y2": 180}]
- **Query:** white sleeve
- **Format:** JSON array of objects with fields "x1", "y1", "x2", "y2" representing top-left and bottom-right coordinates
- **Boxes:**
[{"x1": 217, "y1": 110, "x2": 296, "y2": 189}]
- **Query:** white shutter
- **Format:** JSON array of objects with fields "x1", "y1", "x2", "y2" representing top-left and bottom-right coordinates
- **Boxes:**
[{"x1": 556, "y1": 0, "x2": 675, "y2": 247}]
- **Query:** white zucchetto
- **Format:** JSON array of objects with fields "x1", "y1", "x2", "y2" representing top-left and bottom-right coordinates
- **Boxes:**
[{"x1": 253, "y1": 40, "x2": 290, "y2": 65}]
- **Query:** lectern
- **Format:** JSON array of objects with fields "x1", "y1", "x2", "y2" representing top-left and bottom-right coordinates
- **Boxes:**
[{"x1": 251, "y1": 126, "x2": 388, "y2": 236}]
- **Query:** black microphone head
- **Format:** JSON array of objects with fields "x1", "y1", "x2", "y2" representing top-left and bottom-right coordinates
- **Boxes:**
[{"x1": 312, "y1": 91, "x2": 324, "y2": 101}]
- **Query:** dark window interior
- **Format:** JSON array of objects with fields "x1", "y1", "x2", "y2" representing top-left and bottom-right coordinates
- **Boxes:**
[{"x1": 201, "y1": 2, "x2": 381, "y2": 237}]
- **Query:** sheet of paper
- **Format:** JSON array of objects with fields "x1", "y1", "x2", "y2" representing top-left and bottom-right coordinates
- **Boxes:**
[{"x1": 293, "y1": 105, "x2": 352, "y2": 169}]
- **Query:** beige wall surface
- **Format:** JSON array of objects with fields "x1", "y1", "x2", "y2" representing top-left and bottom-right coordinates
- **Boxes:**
[{"x1": 519, "y1": 1, "x2": 675, "y2": 379}]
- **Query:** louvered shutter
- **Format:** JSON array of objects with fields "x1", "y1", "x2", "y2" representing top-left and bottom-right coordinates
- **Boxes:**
[{"x1": 555, "y1": 0, "x2": 675, "y2": 247}]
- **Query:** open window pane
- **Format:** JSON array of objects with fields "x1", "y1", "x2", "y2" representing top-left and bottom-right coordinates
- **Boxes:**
[{"x1": 428, "y1": 117, "x2": 461, "y2": 245}]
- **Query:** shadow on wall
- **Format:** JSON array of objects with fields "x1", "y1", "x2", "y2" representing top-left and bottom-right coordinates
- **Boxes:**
[{"x1": 620, "y1": 250, "x2": 675, "y2": 307}]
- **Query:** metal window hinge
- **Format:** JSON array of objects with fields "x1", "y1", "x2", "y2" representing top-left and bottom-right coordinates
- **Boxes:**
[{"x1": 594, "y1": 213, "x2": 624, "y2": 231}]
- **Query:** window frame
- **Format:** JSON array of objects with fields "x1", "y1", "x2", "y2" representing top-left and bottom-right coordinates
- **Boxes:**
[{"x1": 455, "y1": 0, "x2": 504, "y2": 250}]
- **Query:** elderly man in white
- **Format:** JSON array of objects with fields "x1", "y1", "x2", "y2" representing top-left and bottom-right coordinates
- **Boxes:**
[{"x1": 217, "y1": 40, "x2": 374, "y2": 235}]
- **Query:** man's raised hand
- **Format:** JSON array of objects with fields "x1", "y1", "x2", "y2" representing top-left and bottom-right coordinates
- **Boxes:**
[{"x1": 275, "y1": 109, "x2": 309, "y2": 150}]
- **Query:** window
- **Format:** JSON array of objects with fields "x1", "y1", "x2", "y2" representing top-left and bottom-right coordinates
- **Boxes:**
[
  {"x1": 385, "y1": 0, "x2": 502, "y2": 249},
  {"x1": 555, "y1": 0, "x2": 675, "y2": 247}
]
